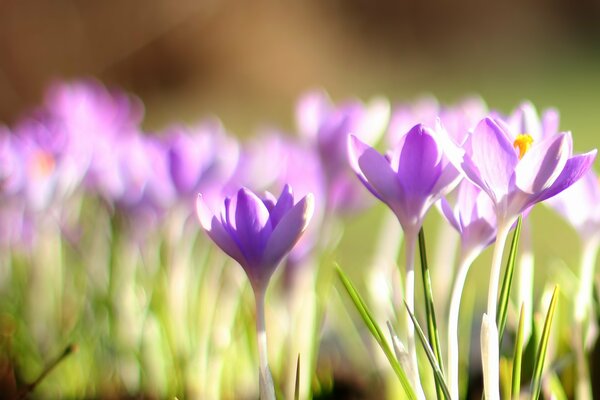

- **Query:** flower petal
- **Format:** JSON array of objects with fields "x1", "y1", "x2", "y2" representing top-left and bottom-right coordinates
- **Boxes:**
[
  {"x1": 535, "y1": 150, "x2": 598, "y2": 203},
  {"x1": 348, "y1": 135, "x2": 403, "y2": 205},
  {"x1": 397, "y1": 124, "x2": 443, "y2": 196},
  {"x1": 515, "y1": 132, "x2": 570, "y2": 194},
  {"x1": 196, "y1": 194, "x2": 246, "y2": 266},
  {"x1": 469, "y1": 118, "x2": 518, "y2": 203},
  {"x1": 262, "y1": 194, "x2": 314, "y2": 279},
  {"x1": 234, "y1": 188, "x2": 272, "y2": 264},
  {"x1": 270, "y1": 184, "x2": 294, "y2": 227}
]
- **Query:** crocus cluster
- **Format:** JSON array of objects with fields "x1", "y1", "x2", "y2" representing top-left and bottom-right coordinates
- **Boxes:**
[{"x1": 1, "y1": 79, "x2": 598, "y2": 399}]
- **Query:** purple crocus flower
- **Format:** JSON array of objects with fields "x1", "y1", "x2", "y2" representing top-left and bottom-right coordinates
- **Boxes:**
[
  {"x1": 349, "y1": 123, "x2": 461, "y2": 238},
  {"x1": 196, "y1": 185, "x2": 313, "y2": 400},
  {"x1": 196, "y1": 184, "x2": 314, "y2": 292},
  {"x1": 440, "y1": 116, "x2": 597, "y2": 399},
  {"x1": 348, "y1": 123, "x2": 461, "y2": 395}
]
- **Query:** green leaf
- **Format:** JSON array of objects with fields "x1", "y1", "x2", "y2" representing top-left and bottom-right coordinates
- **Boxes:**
[
  {"x1": 418, "y1": 228, "x2": 445, "y2": 400},
  {"x1": 497, "y1": 216, "x2": 523, "y2": 343},
  {"x1": 404, "y1": 301, "x2": 451, "y2": 400},
  {"x1": 294, "y1": 354, "x2": 300, "y2": 400},
  {"x1": 511, "y1": 304, "x2": 525, "y2": 400},
  {"x1": 335, "y1": 265, "x2": 417, "y2": 400},
  {"x1": 530, "y1": 285, "x2": 559, "y2": 400}
]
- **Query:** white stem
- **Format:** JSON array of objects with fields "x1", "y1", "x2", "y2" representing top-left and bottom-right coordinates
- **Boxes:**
[
  {"x1": 447, "y1": 250, "x2": 477, "y2": 400},
  {"x1": 482, "y1": 222, "x2": 511, "y2": 400},
  {"x1": 404, "y1": 233, "x2": 426, "y2": 399},
  {"x1": 255, "y1": 289, "x2": 276, "y2": 400},
  {"x1": 574, "y1": 236, "x2": 599, "y2": 400}
]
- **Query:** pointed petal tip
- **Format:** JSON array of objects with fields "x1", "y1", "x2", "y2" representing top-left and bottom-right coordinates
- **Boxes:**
[{"x1": 196, "y1": 193, "x2": 213, "y2": 230}]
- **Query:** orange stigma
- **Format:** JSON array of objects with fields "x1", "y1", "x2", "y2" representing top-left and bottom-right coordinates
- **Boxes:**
[{"x1": 513, "y1": 134, "x2": 533, "y2": 160}]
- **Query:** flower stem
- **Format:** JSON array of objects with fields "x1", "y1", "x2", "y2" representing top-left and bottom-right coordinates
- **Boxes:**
[
  {"x1": 404, "y1": 233, "x2": 426, "y2": 398},
  {"x1": 482, "y1": 222, "x2": 511, "y2": 400},
  {"x1": 255, "y1": 288, "x2": 276, "y2": 400},
  {"x1": 447, "y1": 249, "x2": 477, "y2": 400},
  {"x1": 574, "y1": 236, "x2": 599, "y2": 400}
]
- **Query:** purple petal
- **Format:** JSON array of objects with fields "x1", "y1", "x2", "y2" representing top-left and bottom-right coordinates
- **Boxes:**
[
  {"x1": 196, "y1": 194, "x2": 246, "y2": 265},
  {"x1": 542, "y1": 109, "x2": 560, "y2": 138},
  {"x1": 270, "y1": 184, "x2": 294, "y2": 227},
  {"x1": 348, "y1": 135, "x2": 403, "y2": 205},
  {"x1": 469, "y1": 118, "x2": 518, "y2": 203},
  {"x1": 515, "y1": 132, "x2": 570, "y2": 194},
  {"x1": 439, "y1": 197, "x2": 461, "y2": 233},
  {"x1": 296, "y1": 90, "x2": 330, "y2": 139},
  {"x1": 262, "y1": 194, "x2": 314, "y2": 276},
  {"x1": 397, "y1": 124, "x2": 443, "y2": 196},
  {"x1": 535, "y1": 150, "x2": 598, "y2": 203},
  {"x1": 234, "y1": 188, "x2": 272, "y2": 264}
]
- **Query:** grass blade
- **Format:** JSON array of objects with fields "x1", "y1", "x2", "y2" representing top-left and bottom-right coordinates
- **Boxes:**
[
  {"x1": 404, "y1": 301, "x2": 451, "y2": 400},
  {"x1": 417, "y1": 228, "x2": 445, "y2": 400},
  {"x1": 497, "y1": 216, "x2": 523, "y2": 343},
  {"x1": 511, "y1": 304, "x2": 525, "y2": 400},
  {"x1": 530, "y1": 285, "x2": 559, "y2": 400},
  {"x1": 294, "y1": 354, "x2": 300, "y2": 400},
  {"x1": 335, "y1": 265, "x2": 417, "y2": 400}
]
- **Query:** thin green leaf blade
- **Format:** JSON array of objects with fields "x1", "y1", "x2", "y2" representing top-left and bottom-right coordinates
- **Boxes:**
[
  {"x1": 497, "y1": 216, "x2": 523, "y2": 343},
  {"x1": 418, "y1": 228, "x2": 445, "y2": 397},
  {"x1": 530, "y1": 285, "x2": 559, "y2": 400},
  {"x1": 511, "y1": 304, "x2": 525, "y2": 400},
  {"x1": 336, "y1": 265, "x2": 417, "y2": 400},
  {"x1": 294, "y1": 354, "x2": 300, "y2": 400},
  {"x1": 404, "y1": 301, "x2": 451, "y2": 400}
]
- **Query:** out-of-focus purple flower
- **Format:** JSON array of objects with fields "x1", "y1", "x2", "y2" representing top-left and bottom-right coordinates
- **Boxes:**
[
  {"x1": 440, "y1": 179, "x2": 497, "y2": 257},
  {"x1": 165, "y1": 120, "x2": 239, "y2": 201},
  {"x1": 46, "y1": 80, "x2": 145, "y2": 197},
  {"x1": 498, "y1": 101, "x2": 560, "y2": 143},
  {"x1": 548, "y1": 169, "x2": 600, "y2": 241},
  {"x1": 196, "y1": 185, "x2": 314, "y2": 292},
  {"x1": 296, "y1": 90, "x2": 389, "y2": 212},
  {"x1": 348, "y1": 123, "x2": 461, "y2": 236},
  {"x1": 387, "y1": 96, "x2": 487, "y2": 147},
  {"x1": 441, "y1": 117, "x2": 597, "y2": 226}
]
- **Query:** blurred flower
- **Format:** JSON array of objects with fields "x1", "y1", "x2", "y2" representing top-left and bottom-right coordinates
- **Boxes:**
[
  {"x1": 387, "y1": 96, "x2": 487, "y2": 147},
  {"x1": 348, "y1": 123, "x2": 461, "y2": 237},
  {"x1": 196, "y1": 185, "x2": 314, "y2": 292},
  {"x1": 549, "y1": 169, "x2": 600, "y2": 241},
  {"x1": 165, "y1": 119, "x2": 239, "y2": 202},
  {"x1": 296, "y1": 90, "x2": 389, "y2": 212},
  {"x1": 439, "y1": 179, "x2": 497, "y2": 257}
]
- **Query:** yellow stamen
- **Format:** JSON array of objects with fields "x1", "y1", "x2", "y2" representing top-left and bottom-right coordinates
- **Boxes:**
[{"x1": 513, "y1": 134, "x2": 534, "y2": 160}]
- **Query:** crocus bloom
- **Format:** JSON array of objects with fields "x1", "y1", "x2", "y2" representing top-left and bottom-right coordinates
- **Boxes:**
[
  {"x1": 349, "y1": 123, "x2": 461, "y2": 238},
  {"x1": 197, "y1": 185, "x2": 313, "y2": 400},
  {"x1": 196, "y1": 185, "x2": 314, "y2": 293},
  {"x1": 440, "y1": 116, "x2": 597, "y2": 399},
  {"x1": 348, "y1": 123, "x2": 461, "y2": 396}
]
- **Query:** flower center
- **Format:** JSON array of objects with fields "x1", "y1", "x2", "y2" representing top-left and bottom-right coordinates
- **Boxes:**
[
  {"x1": 513, "y1": 134, "x2": 534, "y2": 160},
  {"x1": 30, "y1": 151, "x2": 56, "y2": 179}
]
